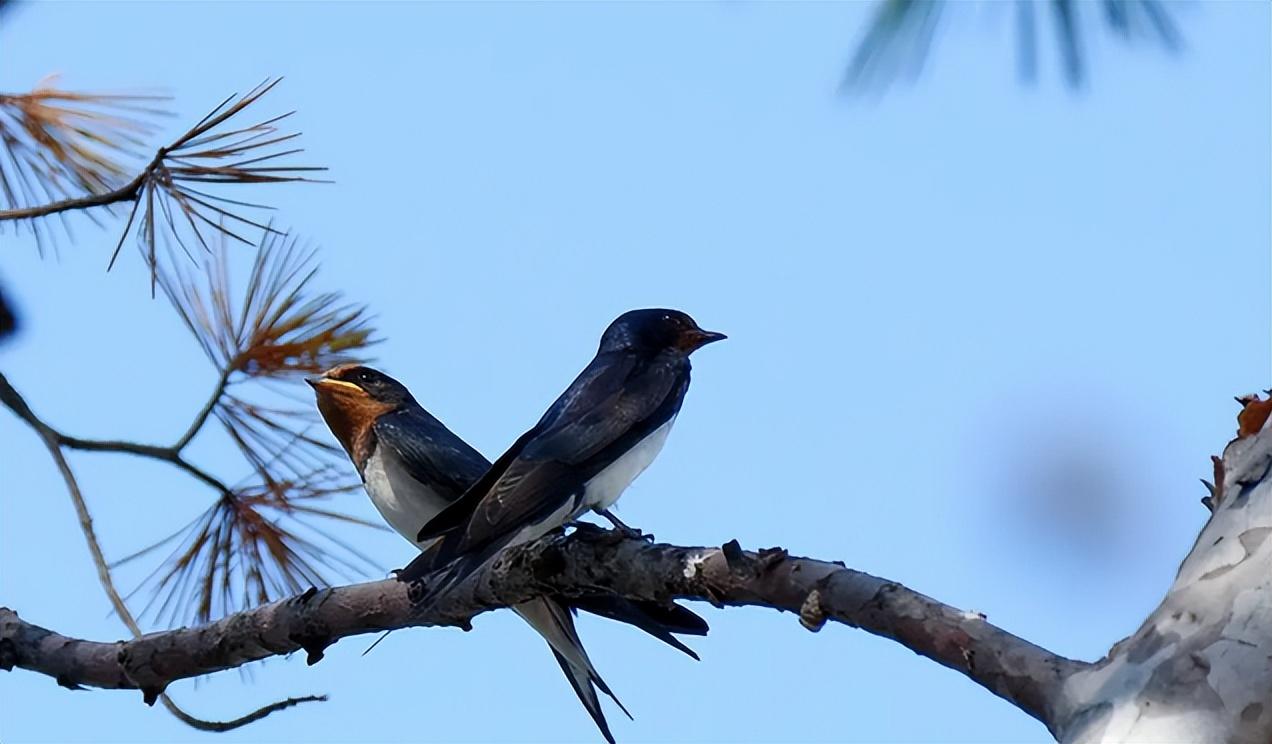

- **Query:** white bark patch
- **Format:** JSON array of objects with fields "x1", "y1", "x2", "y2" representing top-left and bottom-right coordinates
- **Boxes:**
[
  {"x1": 682, "y1": 551, "x2": 709, "y2": 579},
  {"x1": 1056, "y1": 431, "x2": 1272, "y2": 744}
]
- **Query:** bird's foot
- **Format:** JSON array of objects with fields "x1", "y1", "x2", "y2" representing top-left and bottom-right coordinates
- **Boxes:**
[{"x1": 598, "y1": 509, "x2": 655, "y2": 543}]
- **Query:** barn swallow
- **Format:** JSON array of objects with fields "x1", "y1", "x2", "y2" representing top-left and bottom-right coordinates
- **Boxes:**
[
  {"x1": 307, "y1": 365, "x2": 707, "y2": 743},
  {"x1": 402, "y1": 308, "x2": 724, "y2": 596}
]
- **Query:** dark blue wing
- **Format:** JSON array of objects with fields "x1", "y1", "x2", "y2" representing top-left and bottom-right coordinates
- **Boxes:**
[
  {"x1": 421, "y1": 352, "x2": 688, "y2": 564},
  {"x1": 373, "y1": 406, "x2": 490, "y2": 504}
]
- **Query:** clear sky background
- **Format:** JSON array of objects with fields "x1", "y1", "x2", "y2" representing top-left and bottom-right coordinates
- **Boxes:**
[{"x1": 1, "y1": 2, "x2": 1268, "y2": 742}]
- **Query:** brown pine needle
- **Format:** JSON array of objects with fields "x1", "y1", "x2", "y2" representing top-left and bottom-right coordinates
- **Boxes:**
[{"x1": 0, "y1": 77, "x2": 169, "y2": 254}]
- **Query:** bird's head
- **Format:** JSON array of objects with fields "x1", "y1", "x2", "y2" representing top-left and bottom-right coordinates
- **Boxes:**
[
  {"x1": 306, "y1": 365, "x2": 413, "y2": 463},
  {"x1": 598, "y1": 309, "x2": 726, "y2": 356},
  {"x1": 307, "y1": 364, "x2": 413, "y2": 406}
]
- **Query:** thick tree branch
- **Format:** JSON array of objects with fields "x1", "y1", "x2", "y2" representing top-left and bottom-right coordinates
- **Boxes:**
[
  {"x1": 1051, "y1": 412, "x2": 1272, "y2": 743},
  {"x1": 0, "y1": 529, "x2": 1087, "y2": 732}
]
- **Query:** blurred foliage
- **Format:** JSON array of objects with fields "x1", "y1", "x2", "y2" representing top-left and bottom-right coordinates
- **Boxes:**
[
  {"x1": 0, "y1": 282, "x2": 13, "y2": 340},
  {"x1": 845, "y1": 0, "x2": 1182, "y2": 93}
]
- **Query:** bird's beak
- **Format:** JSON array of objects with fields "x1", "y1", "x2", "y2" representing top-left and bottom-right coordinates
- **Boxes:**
[
  {"x1": 306, "y1": 376, "x2": 363, "y2": 394},
  {"x1": 682, "y1": 328, "x2": 727, "y2": 351}
]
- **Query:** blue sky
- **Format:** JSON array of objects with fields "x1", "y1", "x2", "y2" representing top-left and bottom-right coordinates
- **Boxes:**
[{"x1": 1, "y1": 2, "x2": 1268, "y2": 742}]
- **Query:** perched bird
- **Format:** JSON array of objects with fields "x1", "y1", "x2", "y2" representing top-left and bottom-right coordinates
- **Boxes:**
[
  {"x1": 308, "y1": 365, "x2": 707, "y2": 743},
  {"x1": 403, "y1": 308, "x2": 725, "y2": 595}
]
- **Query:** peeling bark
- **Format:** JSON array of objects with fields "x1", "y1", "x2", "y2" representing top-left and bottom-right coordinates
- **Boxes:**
[{"x1": 1054, "y1": 424, "x2": 1272, "y2": 743}]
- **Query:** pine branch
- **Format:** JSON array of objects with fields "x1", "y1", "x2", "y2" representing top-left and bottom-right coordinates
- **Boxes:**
[
  {"x1": 0, "y1": 370, "x2": 377, "y2": 627},
  {"x1": 0, "y1": 79, "x2": 169, "y2": 254},
  {"x1": 0, "y1": 78, "x2": 323, "y2": 290},
  {"x1": 842, "y1": 0, "x2": 1183, "y2": 93},
  {"x1": 0, "y1": 371, "x2": 324, "y2": 731}
]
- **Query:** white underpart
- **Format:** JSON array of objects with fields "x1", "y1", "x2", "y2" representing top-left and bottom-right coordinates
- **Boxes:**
[
  {"x1": 362, "y1": 448, "x2": 451, "y2": 550},
  {"x1": 501, "y1": 416, "x2": 678, "y2": 552},
  {"x1": 362, "y1": 449, "x2": 599, "y2": 686},
  {"x1": 581, "y1": 415, "x2": 676, "y2": 513}
]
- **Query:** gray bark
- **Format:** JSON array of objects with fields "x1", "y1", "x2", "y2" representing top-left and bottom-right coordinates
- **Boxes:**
[
  {"x1": 4, "y1": 418, "x2": 1270, "y2": 741},
  {"x1": 1053, "y1": 422, "x2": 1272, "y2": 742},
  {"x1": 0, "y1": 530, "x2": 1080, "y2": 730}
]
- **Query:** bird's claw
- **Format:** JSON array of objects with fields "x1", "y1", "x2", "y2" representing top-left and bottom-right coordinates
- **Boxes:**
[
  {"x1": 597, "y1": 509, "x2": 654, "y2": 542},
  {"x1": 631, "y1": 527, "x2": 656, "y2": 543},
  {"x1": 606, "y1": 522, "x2": 654, "y2": 543}
]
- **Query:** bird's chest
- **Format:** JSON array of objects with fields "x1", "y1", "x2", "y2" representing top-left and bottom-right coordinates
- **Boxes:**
[
  {"x1": 363, "y1": 449, "x2": 451, "y2": 549},
  {"x1": 581, "y1": 416, "x2": 676, "y2": 513}
]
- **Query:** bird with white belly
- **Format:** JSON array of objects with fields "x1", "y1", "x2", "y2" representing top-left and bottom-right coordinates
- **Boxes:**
[{"x1": 307, "y1": 362, "x2": 708, "y2": 743}]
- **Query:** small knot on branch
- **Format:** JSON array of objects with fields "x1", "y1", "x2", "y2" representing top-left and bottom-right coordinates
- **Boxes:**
[
  {"x1": 0, "y1": 637, "x2": 16, "y2": 671},
  {"x1": 56, "y1": 674, "x2": 84, "y2": 690},
  {"x1": 141, "y1": 684, "x2": 166, "y2": 706},
  {"x1": 287, "y1": 632, "x2": 333, "y2": 666},
  {"x1": 757, "y1": 546, "x2": 789, "y2": 571},
  {"x1": 1206, "y1": 455, "x2": 1226, "y2": 510},
  {"x1": 722, "y1": 540, "x2": 789, "y2": 579},
  {"x1": 799, "y1": 587, "x2": 828, "y2": 632},
  {"x1": 722, "y1": 539, "x2": 749, "y2": 575}
]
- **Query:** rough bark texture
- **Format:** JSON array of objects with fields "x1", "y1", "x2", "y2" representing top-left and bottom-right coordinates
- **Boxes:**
[
  {"x1": 1053, "y1": 423, "x2": 1272, "y2": 743},
  {"x1": 4, "y1": 416, "x2": 1270, "y2": 740},
  {"x1": 0, "y1": 529, "x2": 1081, "y2": 729}
]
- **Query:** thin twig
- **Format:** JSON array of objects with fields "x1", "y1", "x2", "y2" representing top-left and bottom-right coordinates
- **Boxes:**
[
  {"x1": 174, "y1": 365, "x2": 234, "y2": 452},
  {"x1": 161, "y1": 693, "x2": 328, "y2": 732},
  {"x1": 0, "y1": 371, "x2": 235, "y2": 496},
  {"x1": 0, "y1": 170, "x2": 145, "y2": 221},
  {"x1": 36, "y1": 418, "x2": 139, "y2": 634},
  {"x1": 58, "y1": 433, "x2": 235, "y2": 496},
  {"x1": 2, "y1": 79, "x2": 323, "y2": 289}
]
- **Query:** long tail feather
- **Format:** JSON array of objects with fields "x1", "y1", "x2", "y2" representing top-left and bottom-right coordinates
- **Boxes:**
[
  {"x1": 548, "y1": 648, "x2": 616, "y2": 744},
  {"x1": 516, "y1": 598, "x2": 632, "y2": 741},
  {"x1": 570, "y1": 595, "x2": 710, "y2": 659}
]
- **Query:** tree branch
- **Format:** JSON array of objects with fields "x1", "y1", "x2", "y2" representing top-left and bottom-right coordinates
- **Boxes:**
[
  {"x1": 1, "y1": 79, "x2": 322, "y2": 289},
  {"x1": 160, "y1": 693, "x2": 328, "y2": 733},
  {"x1": 173, "y1": 365, "x2": 234, "y2": 452},
  {"x1": 0, "y1": 371, "x2": 235, "y2": 497},
  {"x1": 57, "y1": 434, "x2": 235, "y2": 496},
  {"x1": 0, "y1": 369, "x2": 322, "y2": 730},
  {"x1": 0, "y1": 529, "x2": 1087, "y2": 732},
  {"x1": 0, "y1": 170, "x2": 146, "y2": 221}
]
